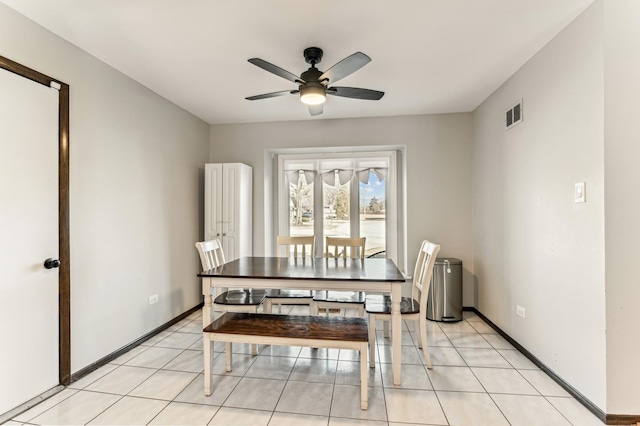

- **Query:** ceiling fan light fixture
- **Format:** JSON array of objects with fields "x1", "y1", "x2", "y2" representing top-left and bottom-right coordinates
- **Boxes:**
[{"x1": 300, "y1": 85, "x2": 326, "y2": 105}]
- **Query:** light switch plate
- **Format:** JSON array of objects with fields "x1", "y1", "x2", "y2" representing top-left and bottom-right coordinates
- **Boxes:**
[{"x1": 575, "y1": 182, "x2": 586, "y2": 203}]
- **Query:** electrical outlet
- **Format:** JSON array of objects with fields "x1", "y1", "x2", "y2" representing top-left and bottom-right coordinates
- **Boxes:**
[
  {"x1": 517, "y1": 305, "x2": 525, "y2": 318},
  {"x1": 149, "y1": 294, "x2": 159, "y2": 305}
]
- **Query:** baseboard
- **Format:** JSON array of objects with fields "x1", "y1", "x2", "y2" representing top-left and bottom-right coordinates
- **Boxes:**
[
  {"x1": 0, "y1": 385, "x2": 64, "y2": 424},
  {"x1": 462, "y1": 307, "x2": 609, "y2": 424},
  {"x1": 69, "y1": 303, "x2": 203, "y2": 383}
]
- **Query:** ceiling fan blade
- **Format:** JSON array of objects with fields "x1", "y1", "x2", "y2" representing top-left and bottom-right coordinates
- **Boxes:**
[
  {"x1": 248, "y1": 58, "x2": 304, "y2": 84},
  {"x1": 327, "y1": 86, "x2": 384, "y2": 100},
  {"x1": 308, "y1": 104, "x2": 323, "y2": 116},
  {"x1": 319, "y1": 52, "x2": 371, "y2": 84},
  {"x1": 245, "y1": 90, "x2": 298, "y2": 101}
]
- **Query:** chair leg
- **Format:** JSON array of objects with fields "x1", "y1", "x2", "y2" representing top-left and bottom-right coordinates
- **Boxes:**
[
  {"x1": 310, "y1": 301, "x2": 319, "y2": 316},
  {"x1": 419, "y1": 316, "x2": 432, "y2": 369},
  {"x1": 358, "y1": 305, "x2": 365, "y2": 317},
  {"x1": 368, "y1": 314, "x2": 376, "y2": 368},
  {"x1": 415, "y1": 319, "x2": 423, "y2": 349},
  {"x1": 264, "y1": 298, "x2": 272, "y2": 314},
  {"x1": 383, "y1": 321, "x2": 390, "y2": 338}
]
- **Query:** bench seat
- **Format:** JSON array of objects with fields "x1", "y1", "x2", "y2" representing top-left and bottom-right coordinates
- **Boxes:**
[{"x1": 203, "y1": 312, "x2": 370, "y2": 409}]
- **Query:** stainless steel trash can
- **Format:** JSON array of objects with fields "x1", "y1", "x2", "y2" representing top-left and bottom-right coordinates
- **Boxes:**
[{"x1": 426, "y1": 258, "x2": 462, "y2": 322}]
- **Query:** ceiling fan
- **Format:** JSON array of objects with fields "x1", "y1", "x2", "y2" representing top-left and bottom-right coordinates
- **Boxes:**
[{"x1": 245, "y1": 47, "x2": 384, "y2": 116}]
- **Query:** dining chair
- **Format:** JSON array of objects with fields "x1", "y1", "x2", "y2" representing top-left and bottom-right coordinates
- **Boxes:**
[
  {"x1": 195, "y1": 239, "x2": 267, "y2": 354},
  {"x1": 264, "y1": 236, "x2": 316, "y2": 314},
  {"x1": 365, "y1": 240, "x2": 440, "y2": 369},
  {"x1": 311, "y1": 236, "x2": 367, "y2": 317}
]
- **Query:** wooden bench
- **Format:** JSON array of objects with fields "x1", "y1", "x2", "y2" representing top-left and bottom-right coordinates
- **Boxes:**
[{"x1": 203, "y1": 312, "x2": 370, "y2": 409}]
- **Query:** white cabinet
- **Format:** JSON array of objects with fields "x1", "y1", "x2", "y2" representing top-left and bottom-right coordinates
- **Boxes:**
[{"x1": 204, "y1": 163, "x2": 252, "y2": 261}]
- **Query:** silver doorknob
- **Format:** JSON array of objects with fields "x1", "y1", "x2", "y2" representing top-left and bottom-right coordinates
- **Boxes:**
[{"x1": 44, "y1": 258, "x2": 61, "y2": 269}]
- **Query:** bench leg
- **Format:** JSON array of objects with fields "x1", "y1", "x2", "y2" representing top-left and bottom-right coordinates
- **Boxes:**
[
  {"x1": 204, "y1": 334, "x2": 211, "y2": 396},
  {"x1": 225, "y1": 342, "x2": 233, "y2": 372},
  {"x1": 310, "y1": 301, "x2": 319, "y2": 316},
  {"x1": 368, "y1": 314, "x2": 376, "y2": 368},
  {"x1": 360, "y1": 342, "x2": 368, "y2": 410}
]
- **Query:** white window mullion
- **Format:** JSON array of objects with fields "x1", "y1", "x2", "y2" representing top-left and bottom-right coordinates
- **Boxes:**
[
  {"x1": 350, "y1": 174, "x2": 359, "y2": 238},
  {"x1": 277, "y1": 156, "x2": 289, "y2": 244},
  {"x1": 314, "y1": 172, "x2": 323, "y2": 258},
  {"x1": 386, "y1": 151, "x2": 401, "y2": 270}
]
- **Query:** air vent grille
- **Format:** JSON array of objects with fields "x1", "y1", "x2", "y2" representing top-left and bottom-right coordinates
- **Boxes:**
[{"x1": 506, "y1": 99, "x2": 523, "y2": 130}]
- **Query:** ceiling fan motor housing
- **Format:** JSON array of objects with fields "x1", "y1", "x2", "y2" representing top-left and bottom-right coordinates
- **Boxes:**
[{"x1": 303, "y1": 47, "x2": 323, "y2": 65}]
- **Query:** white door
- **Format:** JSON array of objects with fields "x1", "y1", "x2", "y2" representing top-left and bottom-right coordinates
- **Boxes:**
[{"x1": 0, "y1": 68, "x2": 59, "y2": 414}]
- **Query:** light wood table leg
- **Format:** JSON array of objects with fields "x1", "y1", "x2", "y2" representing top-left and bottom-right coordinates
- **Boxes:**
[
  {"x1": 203, "y1": 334, "x2": 211, "y2": 396},
  {"x1": 391, "y1": 282, "x2": 402, "y2": 386},
  {"x1": 202, "y1": 278, "x2": 212, "y2": 328}
]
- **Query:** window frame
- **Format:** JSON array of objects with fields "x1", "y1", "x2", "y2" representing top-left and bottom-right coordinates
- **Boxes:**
[{"x1": 268, "y1": 147, "x2": 407, "y2": 273}]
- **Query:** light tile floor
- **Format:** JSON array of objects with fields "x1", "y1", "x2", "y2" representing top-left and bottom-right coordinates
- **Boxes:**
[{"x1": 7, "y1": 309, "x2": 604, "y2": 426}]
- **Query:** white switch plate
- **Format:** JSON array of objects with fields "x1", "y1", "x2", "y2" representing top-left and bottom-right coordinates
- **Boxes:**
[
  {"x1": 149, "y1": 294, "x2": 159, "y2": 305},
  {"x1": 575, "y1": 182, "x2": 586, "y2": 203},
  {"x1": 517, "y1": 305, "x2": 526, "y2": 318}
]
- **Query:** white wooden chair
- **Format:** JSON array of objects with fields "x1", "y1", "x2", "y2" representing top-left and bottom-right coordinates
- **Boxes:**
[
  {"x1": 312, "y1": 237, "x2": 367, "y2": 317},
  {"x1": 196, "y1": 239, "x2": 266, "y2": 354},
  {"x1": 264, "y1": 236, "x2": 316, "y2": 314},
  {"x1": 365, "y1": 240, "x2": 440, "y2": 369}
]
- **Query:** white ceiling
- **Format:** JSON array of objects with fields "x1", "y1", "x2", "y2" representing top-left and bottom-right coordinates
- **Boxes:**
[{"x1": 2, "y1": 0, "x2": 594, "y2": 125}]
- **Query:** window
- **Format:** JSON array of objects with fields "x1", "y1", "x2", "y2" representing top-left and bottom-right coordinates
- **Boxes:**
[
  {"x1": 275, "y1": 149, "x2": 404, "y2": 270},
  {"x1": 288, "y1": 172, "x2": 314, "y2": 237}
]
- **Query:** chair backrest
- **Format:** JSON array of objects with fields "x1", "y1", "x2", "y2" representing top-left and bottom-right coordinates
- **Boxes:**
[
  {"x1": 277, "y1": 235, "x2": 316, "y2": 258},
  {"x1": 325, "y1": 236, "x2": 366, "y2": 260},
  {"x1": 195, "y1": 239, "x2": 226, "y2": 271},
  {"x1": 412, "y1": 240, "x2": 441, "y2": 307}
]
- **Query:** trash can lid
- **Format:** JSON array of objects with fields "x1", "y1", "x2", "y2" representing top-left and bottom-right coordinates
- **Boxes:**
[{"x1": 435, "y1": 257, "x2": 462, "y2": 265}]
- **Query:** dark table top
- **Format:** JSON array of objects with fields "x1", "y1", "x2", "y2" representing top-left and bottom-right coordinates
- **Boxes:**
[{"x1": 198, "y1": 256, "x2": 406, "y2": 282}]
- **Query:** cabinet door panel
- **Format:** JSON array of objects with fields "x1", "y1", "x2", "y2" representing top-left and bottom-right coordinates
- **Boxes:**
[
  {"x1": 205, "y1": 164, "x2": 223, "y2": 241},
  {"x1": 222, "y1": 164, "x2": 239, "y2": 261}
]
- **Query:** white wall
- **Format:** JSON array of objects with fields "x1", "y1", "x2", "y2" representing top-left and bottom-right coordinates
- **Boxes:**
[
  {"x1": 210, "y1": 114, "x2": 475, "y2": 304},
  {"x1": 0, "y1": 4, "x2": 210, "y2": 372},
  {"x1": 603, "y1": 0, "x2": 640, "y2": 414},
  {"x1": 472, "y1": 1, "x2": 606, "y2": 409},
  {"x1": 473, "y1": 0, "x2": 606, "y2": 409}
]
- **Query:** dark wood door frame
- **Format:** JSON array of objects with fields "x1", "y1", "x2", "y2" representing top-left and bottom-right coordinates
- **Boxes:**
[{"x1": 0, "y1": 55, "x2": 71, "y2": 385}]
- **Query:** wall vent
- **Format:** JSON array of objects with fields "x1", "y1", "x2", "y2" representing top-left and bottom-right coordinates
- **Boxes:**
[{"x1": 506, "y1": 99, "x2": 523, "y2": 130}]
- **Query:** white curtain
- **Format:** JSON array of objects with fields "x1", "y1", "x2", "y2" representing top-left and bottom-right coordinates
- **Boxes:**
[
  {"x1": 287, "y1": 167, "x2": 387, "y2": 186},
  {"x1": 286, "y1": 170, "x2": 316, "y2": 185},
  {"x1": 321, "y1": 169, "x2": 354, "y2": 186},
  {"x1": 357, "y1": 168, "x2": 387, "y2": 184}
]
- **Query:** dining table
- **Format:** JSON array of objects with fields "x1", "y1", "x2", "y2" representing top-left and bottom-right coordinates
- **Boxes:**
[{"x1": 198, "y1": 256, "x2": 407, "y2": 385}]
